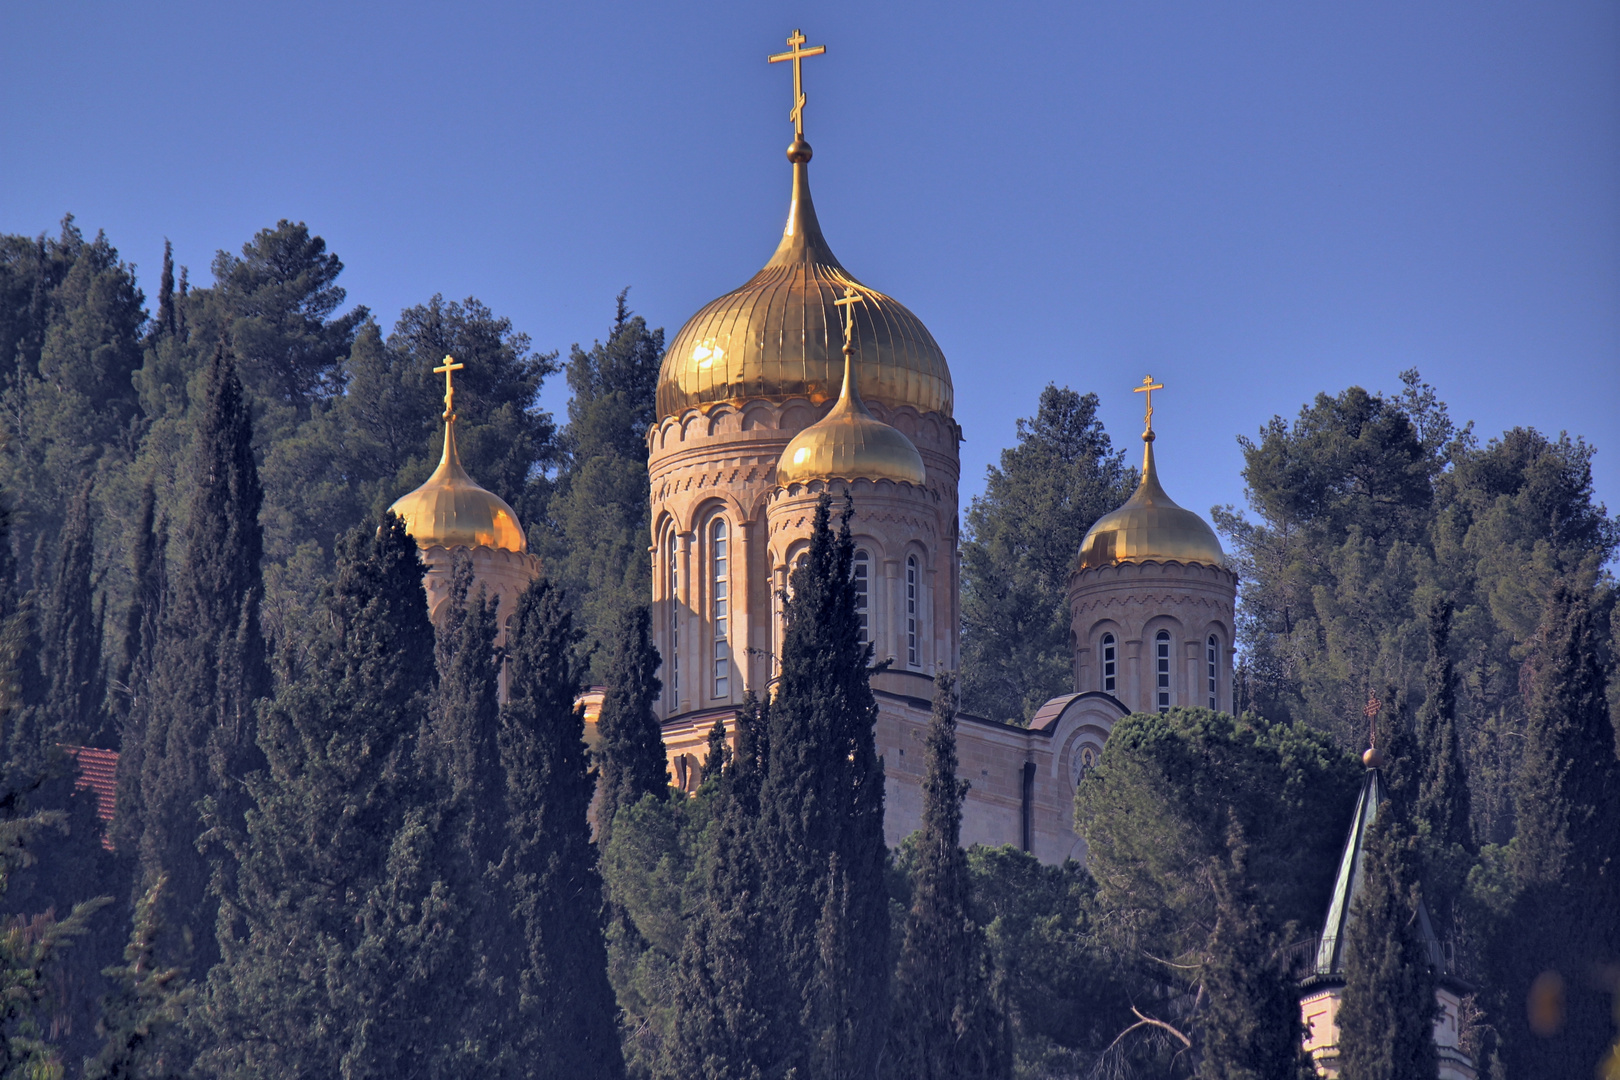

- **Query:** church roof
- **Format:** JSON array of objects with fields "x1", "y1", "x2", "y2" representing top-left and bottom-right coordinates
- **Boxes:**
[
  {"x1": 1312, "y1": 765, "x2": 1445, "y2": 980},
  {"x1": 1076, "y1": 431, "x2": 1225, "y2": 571}
]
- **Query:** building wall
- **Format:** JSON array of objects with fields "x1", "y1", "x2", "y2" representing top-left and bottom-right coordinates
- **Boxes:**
[{"x1": 1300, "y1": 982, "x2": 1477, "y2": 1080}]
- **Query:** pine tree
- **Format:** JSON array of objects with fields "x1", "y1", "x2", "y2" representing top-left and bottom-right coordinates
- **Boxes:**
[
  {"x1": 131, "y1": 340, "x2": 269, "y2": 973},
  {"x1": 960, "y1": 385, "x2": 1131, "y2": 722},
  {"x1": 499, "y1": 575, "x2": 625, "y2": 1080},
  {"x1": 1414, "y1": 598, "x2": 1469, "y2": 852},
  {"x1": 86, "y1": 876, "x2": 193, "y2": 1080},
  {"x1": 662, "y1": 691, "x2": 787, "y2": 1080},
  {"x1": 888, "y1": 671, "x2": 1009, "y2": 1080},
  {"x1": 596, "y1": 603, "x2": 667, "y2": 845},
  {"x1": 544, "y1": 291, "x2": 663, "y2": 675},
  {"x1": 755, "y1": 493, "x2": 890, "y2": 1077},
  {"x1": 1495, "y1": 580, "x2": 1620, "y2": 1079},
  {"x1": 199, "y1": 514, "x2": 439, "y2": 1077},
  {"x1": 1335, "y1": 810, "x2": 1438, "y2": 1080},
  {"x1": 1198, "y1": 813, "x2": 1305, "y2": 1080}
]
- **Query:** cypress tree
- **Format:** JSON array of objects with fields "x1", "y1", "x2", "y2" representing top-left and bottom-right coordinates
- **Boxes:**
[
  {"x1": 418, "y1": 552, "x2": 507, "y2": 1072},
  {"x1": 1496, "y1": 580, "x2": 1620, "y2": 1079},
  {"x1": 595, "y1": 603, "x2": 667, "y2": 845},
  {"x1": 499, "y1": 575, "x2": 625, "y2": 1080},
  {"x1": 200, "y1": 514, "x2": 438, "y2": 1077},
  {"x1": 1335, "y1": 810, "x2": 1438, "y2": 1080},
  {"x1": 755, "y1": 493, "x2": 889, "y2": 1077},
  {"x1": 111, "y1": 487, "x2": 163, "y2": 858},
  {"x1": 86, "y1": 877, "x2": 193, "y2": 1080},
  {"x1": 1413, "y1": 598, "x2": 1469, "y2": 852},
  {"x1": 888, "y1": 671, "x2": 1009, "y2": 1080},
  {"x1": 40, "y1": 479, "x2": 107, "y2": 747},
  {"x1": 133, "y1": 340, "x2": 269, "y2": 972},
  {"x1": 1198, "y1": 813, "x2": 1305, "y2": 1080},
  {"x1": 155, "y1": 240, "x2": 175, "y2": 340},
  {"x1": 662, "y1": 691, "x2": 786, "y2": 1080}
]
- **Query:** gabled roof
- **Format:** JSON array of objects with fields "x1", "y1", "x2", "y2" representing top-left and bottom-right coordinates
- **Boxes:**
[{"x1": 1312, "y1": 766, "x2": 1444, "y2": 979}]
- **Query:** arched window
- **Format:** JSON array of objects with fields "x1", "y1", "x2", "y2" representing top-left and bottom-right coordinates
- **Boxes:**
[
  {"x1": 853, "y1": 549, "x2": 870, "y2": 644},
  {"x1": 667, "y1": 529, "x2": 680, "y2": 699},
  {"x1": 711, "y1": 518, "x2": 729, "y2": 699},
  {"x1": 906, "y1": 556, "x2": 919, "y2": 667},
  {"x1": 1207, "y1": 635, "x2": 1219, "y2": 709},
  {"x1": 1101, "y1": 633, "x2": 1117, "y2": 693},
  {"x1": 1156, "y1": 630, "x2": 1172, "y2": 712}
]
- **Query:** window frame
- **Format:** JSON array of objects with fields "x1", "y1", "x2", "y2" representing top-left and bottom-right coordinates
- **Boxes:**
[
  {"x1": 1156, "y1": 629, "x2": 1172, "y2": 712},
  {"x1": 905, "y1": 555, "x2": 919, "y2": 668},
  {"x1": 710, "y1": 517, "x2": 730, "y2": 699},
  {"x1": 1101, "y1": 632, "x2": 1117, "y2": 694},
  {"x1": 1206, "y1": 634, "x2": 1218, "y2": 710}
]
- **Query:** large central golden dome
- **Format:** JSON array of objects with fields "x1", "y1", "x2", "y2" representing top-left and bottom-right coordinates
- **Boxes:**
[{"x1": 657, "y1": 143, "x2": 953, "y2": 421}]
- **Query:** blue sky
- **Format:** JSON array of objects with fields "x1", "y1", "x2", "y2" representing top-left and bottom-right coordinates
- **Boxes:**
[{"x1": 4, "y1": 2, "x2": 1616, "y2": 534}]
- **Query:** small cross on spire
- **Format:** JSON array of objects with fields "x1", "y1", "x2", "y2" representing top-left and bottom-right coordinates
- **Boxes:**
[
  {"x1": 833, "y1": 286, "x2": 864, "y2": 353},
  {"x1": 1133, "y1": 374, "x2": 1165, "y2": 434},
  {"x1": 434, "y1": 355, "x2": 465, "y2": 421},
  {"x1": 769, "y1": 29, "x2": 827, "y2": 141}
]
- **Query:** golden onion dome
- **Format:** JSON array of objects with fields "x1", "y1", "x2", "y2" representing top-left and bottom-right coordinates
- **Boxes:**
[
  {"x1": 657, "y1": 140, "x2": 953, "y2": 422},
  {"x1": 1077, "y1": 433, "x2": 1224, "y2": 570},
  {"x1": 776, "y1": 332, "x2": 926, "y2": 488},
  {"x1": 389, "y1": 422, "x2": 527, "y2": 553}
]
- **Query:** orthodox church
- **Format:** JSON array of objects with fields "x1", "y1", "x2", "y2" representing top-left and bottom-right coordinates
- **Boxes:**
[{"x1": 387, "y1": 32, "x2": 1236, "y2": 865}]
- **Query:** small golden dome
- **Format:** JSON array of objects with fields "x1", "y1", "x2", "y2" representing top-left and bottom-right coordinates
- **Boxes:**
[
  {"x1": 1077, "y1": 434, "x2": 1223, "y2": 570},
  {"x1": 657, "y1": 144, "x2": 953, "y2": 422},
  {"x1": 776, "y1": 337, "x2": 926, "y2": 488},
  {"x1": 389, "y1": 423, "x2": 526, "y2": 553}
]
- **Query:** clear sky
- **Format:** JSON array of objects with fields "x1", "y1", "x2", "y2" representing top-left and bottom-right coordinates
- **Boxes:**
[{"x1": 4, "y1": 2, "x2": 1617, "y2": 534}]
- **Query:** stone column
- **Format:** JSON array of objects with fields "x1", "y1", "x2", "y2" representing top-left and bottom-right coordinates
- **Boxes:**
[
  {"x1": 1126, "y1": 639, "x2": 1143, "y2": 714},
  {"x1": 677, "y1": 530, "x2": 693, "y2": 714}
]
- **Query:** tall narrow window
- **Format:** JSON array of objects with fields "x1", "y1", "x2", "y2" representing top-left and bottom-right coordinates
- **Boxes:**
[
  {"x1": 906, "y1": 556, "x2": 919, "y2": 667},
  {"x1": 853, "y1": 549, "x2": 870, "y2": 644},
  {"x1": 1156, "y1": 630, "x2": 1171, "y2": 712},
  {"x1": 667, "y1": 530, "x2": 679, "y2": 699},
  {"x1": 1101, "y1": 633, "x2": 1117, "y2": 693},
  {"x1": 711, "y1": 518, "x2": 729, "y2": 698},
  {"x1": 1207, "y1": 635, "x2": 1218, "y2": 709}
]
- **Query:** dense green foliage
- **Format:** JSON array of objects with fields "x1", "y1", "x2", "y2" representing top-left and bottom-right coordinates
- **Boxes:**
[
  {"x1": 887, "y1": 673, "x2": 1009, "y2": 1079},
  {"x1": 961, "y1": 386, "x2": 1132, "y2": 723},
  {"x1": 595, "y1": 604, "x2": 669, "y2": 844}
]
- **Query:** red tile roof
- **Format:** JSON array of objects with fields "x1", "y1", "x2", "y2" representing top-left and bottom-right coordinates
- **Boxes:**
[{"x1": 62, "y1": 746, "x2": 118, "y2": 849}]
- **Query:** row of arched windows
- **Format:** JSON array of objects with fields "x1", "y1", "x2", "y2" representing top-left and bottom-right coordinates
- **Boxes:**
[
  {"x1": 659, "y1": 520, "x2": 930, "y2": 709},
  {"x1": 1098, "y1": 630, "x2": 1222, "y2": 712}
]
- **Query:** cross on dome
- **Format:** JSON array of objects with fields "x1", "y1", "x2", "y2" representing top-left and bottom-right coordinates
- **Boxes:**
[
  {"x1": 1134, "y1": 374, "x2": 1165, "y2": 434},
  {"x1": 769, "y1": 29, "x2": 826, "y2": 141},
  {"x1": 435, "y1": 354, "x2": 465, "y2": 421},
  {"x1": 833, "y1": 286, "x2": 864, "y2": 352}
]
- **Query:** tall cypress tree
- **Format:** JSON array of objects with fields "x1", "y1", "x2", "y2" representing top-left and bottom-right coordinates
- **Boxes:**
[
  {"x1": 888, "y1": 672, "x2": 1009, "y2": 1080},
  {"x1": 154, "y1": 239, "x2": 176, "y2": 340},
  {"x1": 662, "y1": 691, "x2": 786, "y2": 1080},
  {"x1": 595, "y1": 603, "x2": 667, "y2": 845},
  {"x1": 1414, "y1": 598, "x2": 1469, "y2": 852},
  {"x1": 1495, "y1": 580, "x2": 1620, "y2": 1079},
  {"x1": 418, "y1": 553, "x2": 507, "y2": 1072},
  {"x1": 755, "y1": 493, "x2": 889, "y2": 1077},
  {"x1": 86, "y1": 877, "x2": 193, "y2": 1080},
  {"x1": 499, "y1": 575, "x2": 625, "y2": 1080},
  {"x1": 111, "y1": 486, "x2": 164, "y2": 859},
  {"x1": 200, "y1": 514, "x2": 438, "y2": 1077},
  {"x1": 1335, "y1": 810, "x2": 1438, "y2": 1080},
  {"x1": 1197, "y1": 813, "x2": 1305, "y2": 1080},
  {"x1": 39, "y1": 479, "x2": 106, "y2": 747},
  {"x1": 132, "y1": 340, "x2": 269, "y2": 972}
]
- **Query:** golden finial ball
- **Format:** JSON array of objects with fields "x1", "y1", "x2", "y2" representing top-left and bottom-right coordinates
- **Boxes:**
[
  {"x1": 1363, "y1": 746, "x2": 1386, "y2": 768},
  {"x1": 787, "y1": 139, "x2": 813, "y2": 163}
]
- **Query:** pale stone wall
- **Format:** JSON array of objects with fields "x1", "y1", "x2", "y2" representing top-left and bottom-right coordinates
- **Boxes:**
[
  {"x1": 1299, "y1": 982, "x2": 1477, "y2": 1079},
  {"x1": 1067, "y1": 559, "x2": 1238, "y2": 716},
  {"x1": 420, "y1": 543, "x2": 543, "y2": 645}
]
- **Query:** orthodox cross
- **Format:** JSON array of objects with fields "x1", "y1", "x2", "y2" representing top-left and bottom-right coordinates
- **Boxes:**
[
  {"x1": 434, "y1": 355, "x2": 464, "y2": 421},
  {"x1": 833, "y1": 286, "x2": 864, "y2": 352},
  {"x1": 769, "y1": 29, "x2": 826, "y2": 140},
  {"x1": 1134, "y1": 374, "x2": 1165, "y2": 432},
  {"x1": 1364, "y1": 691, "x2": 1382, "y2": 748}
]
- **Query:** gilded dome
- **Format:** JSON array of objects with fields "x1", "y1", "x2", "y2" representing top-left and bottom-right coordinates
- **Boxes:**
[
  {"x1": 389, "y1": 423, "x2": 527, "y2": 553},
  {"x1": 657, "y1": 143, "x2": 953, "y2": 421},
  {"x1": 1077, "y1": 434, "x2": 1223, "y2": 570},
  {"x1": 776, "y1": 337, "x2": 926, "y2": 488}
]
